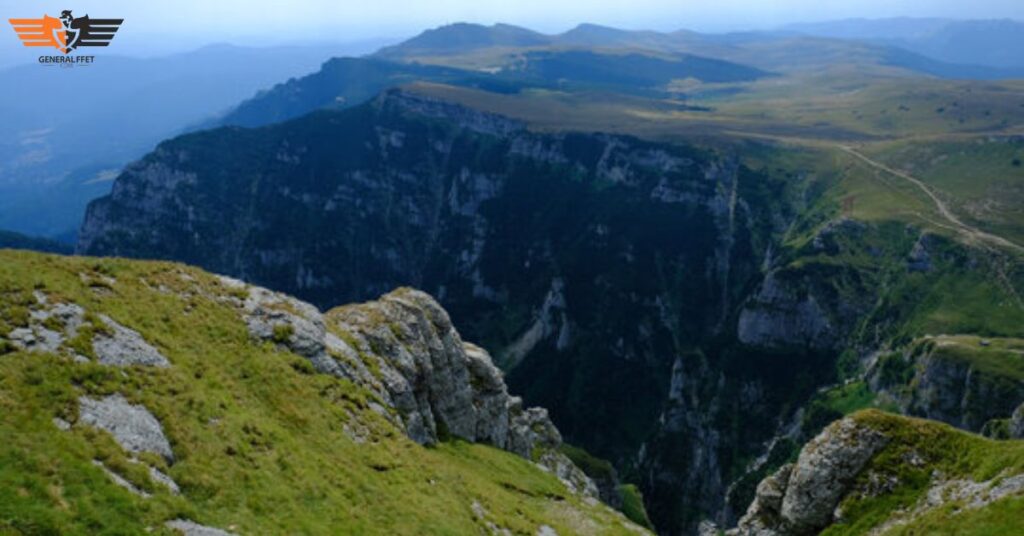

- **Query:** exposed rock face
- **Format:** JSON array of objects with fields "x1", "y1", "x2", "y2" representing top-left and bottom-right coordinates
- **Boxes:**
[
  {"x1": 1012, "y1": 403, "x2": 1024, "y2": 439},
  {"x1": 731, "y1": 418, "x2": 888, "y2": 535},
  {"x1": 77, "y1": 394, "x2": 175, "y2": 463},
  {"x1": 639, "y1": 353, "x2": 729, "y2": 534},
  {"x1": 778, "y1": 418, "x2": 887, "y2": 532},
  {"x1": 869, "y1": 340, "x2": 1024, "y2": 433},
  {"x1": 737, "y1": 271, "x2": 834, "y2": 351},
  {"x1": 5, "y1": 289, "x2": 169, "y2": 367},
  {"x1": 909, "y1": 353, "x2": 1024, "y2": 432},
  {"x1": 224, "y1": 278, "x2": 598, "y2": 498},
  {"x1": 93, "y1": 314, "x2": 170, "y2": 367}
]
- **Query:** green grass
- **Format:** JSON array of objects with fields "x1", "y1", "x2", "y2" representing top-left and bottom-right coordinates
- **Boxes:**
[
  {"x1": 0, "y1": 250, "x2": 638, "y2": 535},
  {"x1": 864, "y1": 137, "x2": 1024, "y2": 246},
  {"x1": 921, "y1": 335, "x2": 1024, "y2": 382},
  {"x1": 882, "y1": 495, "x2": 1024, "y2": 536},
  {"x1": 617, "y1": 484, "x2": 654, "y2": 530},
  {"x1": 560, "y1": 443, "x2": 616, "y2": 482}
]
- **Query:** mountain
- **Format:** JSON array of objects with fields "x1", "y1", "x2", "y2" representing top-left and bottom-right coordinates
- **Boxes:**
[
  {"x1": 0, "y1": 230, "x2": 73, "y2": 254},
  {"x1": 786, "y1": 18, "x2": 1024, "y2": 70},
  {"x1": 372, "y1": 21, "x2": 1024, "y2": 80},
  {"x1": 216, "y1": 51, "x2": 765, "y2": 131},
  {"x1": 76, "y1": 84, "x2": 1024, "y2": 534},
  {"x1": 557, "y1": 23, "x2": 680, "y2": 48},
  {"x1": 503, "y1": 50, "x2": 765, "y2": 89},
  {"x1": 375, "y1": 23, "x2": 551, "y2": 58},
  {"x1": 0, "y1": 249, "x2": 648, "y2": 534},
  {"x1": 217, "y1": 58, "x2": 531, "y2": 128},
  {"x1": 0, "y1": 42, "x2": 382, "y2": 240}
]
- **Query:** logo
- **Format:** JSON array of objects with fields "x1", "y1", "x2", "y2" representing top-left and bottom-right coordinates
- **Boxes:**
[{"x1": 9, "y1": 10, "x2": 122, "y2": 66}]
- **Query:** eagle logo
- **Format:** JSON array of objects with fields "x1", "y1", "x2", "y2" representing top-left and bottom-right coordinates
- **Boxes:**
[{"x1": 9, "y1": 10, "x2": 123, "y2": 54}]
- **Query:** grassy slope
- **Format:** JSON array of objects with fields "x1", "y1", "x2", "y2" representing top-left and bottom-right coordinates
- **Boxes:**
[
  {"x1": 0, "y1": 250, "x2": 637, "y2": 535},
  {"x1": 863, "y1": 137, "x2": 1024, "y2": 246},
  {"x1": 823, "y1": 410, "x2": 1024, "y2": 536}
]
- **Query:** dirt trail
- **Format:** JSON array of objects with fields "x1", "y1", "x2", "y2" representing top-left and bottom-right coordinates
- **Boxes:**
[{"x1": 839, "y1": 145, "x2": 1024, "y2": 255}]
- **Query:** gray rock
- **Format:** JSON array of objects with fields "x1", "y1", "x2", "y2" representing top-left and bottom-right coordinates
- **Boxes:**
[
  {"x1": 894, "y1": 344, "x2": 1024, "y2": 432},
  {"x1": 907, "y1": 234, "x2": 934, "y2": 272},
  {"x1": 165, "y1": 519, "x2": 237, "y2": 536},
  {"x1": 1012, "y1": 403, "x2": 1024, "y2": 439},
  {"x1": 93, "y1": 315, "x2": 170, "y2": 367},
  {"x1": 228, "y1": 281, "x2": 598, "y2": 499},
  {"x1": 733, "y1": 464, "x2": 792, "y2": 536},
  {"x1": 91, "y1": 460, "x2": 149, "y2": 498},
  {"x1": 8, "y1": 295, "x2": 87, "y2": 355},
  {"x1": 78, "y1": 394, "x2": 174, "y2": 463},
  {"x1": 52, "y1": 417, "x2": 71, "y2": 431},
  {"x1": 737, "y1": 272, "x2": 834, "y2": 351},
  {"x1": 149, "y1": 466, "x2": 180, "y2": 494},
  {"x1": 780, "y1": 418, "x2": 887, "y2": 532}
]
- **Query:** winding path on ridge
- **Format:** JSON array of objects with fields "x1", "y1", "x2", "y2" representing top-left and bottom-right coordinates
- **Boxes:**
[{"x1": 839, "y1": 144, "x2": 1024, "y2": 255}]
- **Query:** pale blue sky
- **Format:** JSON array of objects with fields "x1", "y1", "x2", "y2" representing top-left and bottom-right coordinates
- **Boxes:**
[{"x1": 5, "y1": 0, "x2": 1024, "y2": 54}]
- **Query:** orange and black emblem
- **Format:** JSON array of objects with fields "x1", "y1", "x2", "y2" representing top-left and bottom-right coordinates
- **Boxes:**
[{"x1": 9, "y1": 10, "x2": 122, "y2": 54}]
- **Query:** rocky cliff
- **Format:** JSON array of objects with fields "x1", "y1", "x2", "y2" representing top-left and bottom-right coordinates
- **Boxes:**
[{"x1": 868, "y1": 337, "x2": 1024, "y2": 434}]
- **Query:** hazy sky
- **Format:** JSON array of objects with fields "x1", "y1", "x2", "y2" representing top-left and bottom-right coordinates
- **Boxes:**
[{"x1": 4, "y1": 0, "x2": 1024, "y2": 55}]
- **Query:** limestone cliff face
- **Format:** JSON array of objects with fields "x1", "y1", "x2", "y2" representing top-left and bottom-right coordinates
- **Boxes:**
[
  {"x1": 736, "y1": 219, "x2": 875, "y2": 352},
  {"x1": 867, "y1": 339, "x2": 1024, "y2": 433},
  {"x1": 218, "y1": 277, "x2": 599, "y2": 497}
]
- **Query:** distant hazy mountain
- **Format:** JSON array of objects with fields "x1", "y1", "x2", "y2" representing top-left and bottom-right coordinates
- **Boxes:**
[
  {"x1": 218, "y1": 52, "x2": 764, "y2": 130},
  {"x1": 218, "y1": 58, "x2": 524, "y2": 128},
  {"x1": 373, "y1": 21, "x2": 1023, "y2": 80},
  {"x1": 786, "y1": 18, "x2": 1024, "y2": 69},
  {"x1": 375, "y1": 22, "x2": 550, "y2": 58},
  {"x1": 0, "y1": 229, "x2": 72, "y2": 254},
  {"x1": 0, "y1": 41, "x2": 386, "y2": 240}
]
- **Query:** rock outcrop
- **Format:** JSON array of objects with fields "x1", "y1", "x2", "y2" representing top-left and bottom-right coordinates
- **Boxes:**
[
  {"x1": 1012, "y1": 403, "x2": 1024, "y2": 439},
  {"x1": 736, "y1": 271, "x2": 834, "y2": 351},
  {"x1": 220, "y1": 277, "x2": 599, "y2": 497},
  {"x1": 6, "y1": 289, "x2": 169, "y2": 367},
  {"x1": 78, "y1": 394, "x2": 175, "y2": 462},
  {"x1": 730, "y1": 417, "x2": 888, "y2": 535},
  {"x1": 93, "y1": 314, "x2": 170, "y2": 367}
]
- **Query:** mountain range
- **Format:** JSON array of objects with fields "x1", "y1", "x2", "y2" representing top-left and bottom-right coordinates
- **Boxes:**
[{"x1": 2, "y1": 16, "x2": 1024, "y2": 536}]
